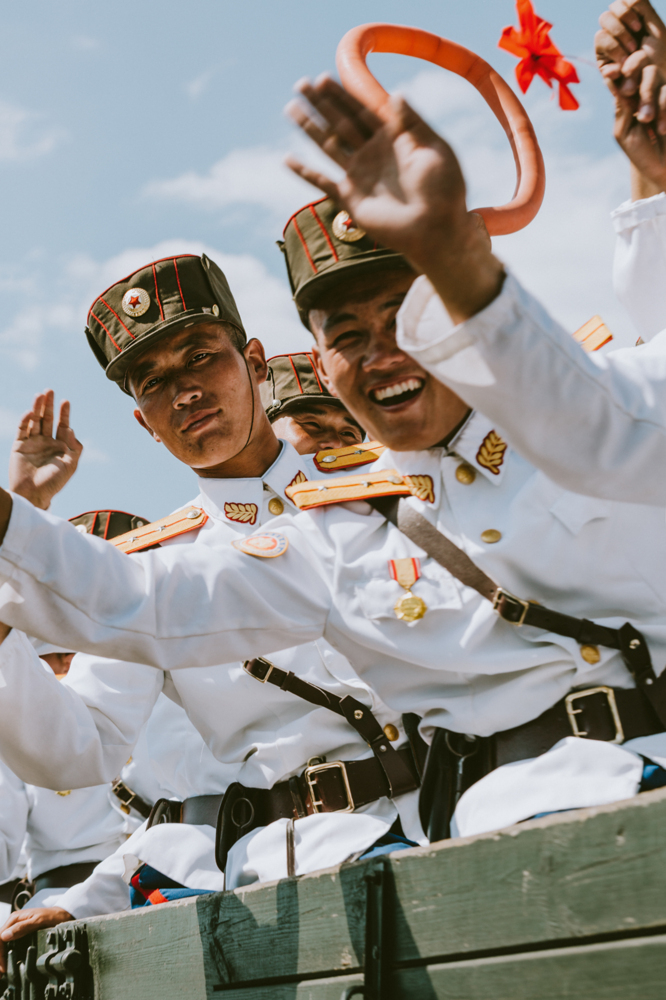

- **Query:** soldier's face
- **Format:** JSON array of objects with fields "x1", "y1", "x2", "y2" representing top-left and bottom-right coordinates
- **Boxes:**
[
  {"x1": 272, "y1": 403, "x2": 364, "y2": 456},
  {"x1": 128, "y1": 324, "x2": 269, "y2": 469},
  {"x1": 309, "y1": 272, "x2": 469, "y2": 451}
]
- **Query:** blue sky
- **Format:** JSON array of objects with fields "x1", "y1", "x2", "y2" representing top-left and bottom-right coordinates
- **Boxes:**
[{"x1": 0, "y1": 0, "x2": 640, "y2": 519}]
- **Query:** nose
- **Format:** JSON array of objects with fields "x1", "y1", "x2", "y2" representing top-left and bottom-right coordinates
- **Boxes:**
[
  {"x1": 362, "y1": 324, "x2": 411, "y2": 374},
  {"x1": 316, "y1": 429, "x2": 346, "y2": 450},
  {"x1": 172, "y1": 379, "x2": 203, "y2": 409}
]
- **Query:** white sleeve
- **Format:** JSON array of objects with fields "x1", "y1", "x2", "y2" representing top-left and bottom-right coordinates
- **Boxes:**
[
  {"x1": 0, "y1": 629, "x2": 162, "y2": 789},
  {"x1": 397, "y1": 273, "x2": 666, "y2": 505},
  {"x1": 56, "y1": 827, "x2": 141, "y2": 919},
  {"x1": 612, "y1": 193, "x2": 666, "y2": 343},
  {"x1": 0, "y1": 496, "x2": 329, "y2": 670},
  {"x1": 0, "y1": 762, "x2": 27, "y2": 882}
]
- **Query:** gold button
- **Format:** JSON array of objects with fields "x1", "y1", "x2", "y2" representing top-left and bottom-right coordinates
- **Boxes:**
[
  {"x1": 267, "y1": 497, "x2": 284, "y2": 516},
  {"x1": 481, "y1": 529, "x2": 502, "y2": 544},
  {"x1": 455, "y1": 464, "x2": 476, "y2": 485},
  {"x1": 580, "y1": 644, "x2": 600, "y2": 665},
  {"x1": 383, "y1": 723, "x2": 400, "y2": 742}
]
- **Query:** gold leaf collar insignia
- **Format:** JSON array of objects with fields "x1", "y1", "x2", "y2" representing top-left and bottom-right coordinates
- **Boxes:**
[
  {"x1": 224, "y1": 502, "x2": 258, "y2": 525},
  {"x1": 476, "y1": 430, "x2": 507, "y2": 476}
]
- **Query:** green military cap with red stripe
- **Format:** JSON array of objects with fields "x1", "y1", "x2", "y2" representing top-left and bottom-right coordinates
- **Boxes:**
[
  {"x1": 69, "y1": 509, "x2": 149, "y2": 540},
  {"x1": 278, "y1": 197, "x2": 411, "y2": 327},
  {"x1": 260, "y1": 352, "x2": 348, "y2": 421},
  {"x1": 85, "y1": 254, "x2": 246, "y2": 393}
]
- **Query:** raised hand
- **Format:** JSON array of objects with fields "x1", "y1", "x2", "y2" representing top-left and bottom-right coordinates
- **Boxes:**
[
  {"x1": 0, "y1": 906, "x2": 73, "y2": 973},
  {"x1": 9, "y1": 390, "x2": 83, "y2": 510},
  {"x1": 285, "y1": 74, "x2": 503, "y2": 323},
  {"x1": 285, "y1": 75, "x2": 468, "y2": 266},
  {"x1": 596, "y1": 1, "x2": 666, "y2": 192}
]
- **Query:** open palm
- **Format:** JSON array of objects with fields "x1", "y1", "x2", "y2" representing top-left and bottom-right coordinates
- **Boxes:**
[
  {"x1": 9, "y1": 390, "x2": 83, "y2": 509},
  {"x1": 286, "y1": 77, "x2": 468, "y2": 265}
]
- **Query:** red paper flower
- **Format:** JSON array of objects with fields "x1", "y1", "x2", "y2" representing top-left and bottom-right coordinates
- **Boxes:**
[{"x1": 499, "y1": 0, "x2": 580, "y2": 110}]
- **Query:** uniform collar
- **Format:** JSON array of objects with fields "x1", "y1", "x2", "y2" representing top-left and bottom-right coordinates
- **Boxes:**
[
  {"x1": 447, "y1": 411, "x2": 510, "y2": 485},
  {"x1": 195, "y1": 440, "x2": 310, "y2": 527}
]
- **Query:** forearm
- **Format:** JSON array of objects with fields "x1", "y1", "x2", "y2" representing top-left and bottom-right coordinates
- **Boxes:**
[
  {"x1": 0, "y1": 495, "x2": 327, "y2": 670},
  {"x1": 630, "y1": 162, "x2": 664, "y2": 201},
  {"x1": 406, "y1": 214, "x2": 505, "y2": 326},
  {"x1": 397, "y1": 273, "x2": 666, "y2": 504}
]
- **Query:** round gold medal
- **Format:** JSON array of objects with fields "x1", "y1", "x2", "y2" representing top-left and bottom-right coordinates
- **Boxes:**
[{"x1": 394, "y1": 591, "x2": 428, "y2": 622}]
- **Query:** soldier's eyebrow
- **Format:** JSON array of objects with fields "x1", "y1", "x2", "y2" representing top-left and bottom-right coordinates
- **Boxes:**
[{"x1": 322, "y1": 293, "x2": 408, "y2": 334}]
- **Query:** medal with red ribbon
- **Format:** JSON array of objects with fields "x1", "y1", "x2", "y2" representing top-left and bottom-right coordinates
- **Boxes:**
[{"x1": 389, "y1": 557, "x2": 428, "y2": 622}]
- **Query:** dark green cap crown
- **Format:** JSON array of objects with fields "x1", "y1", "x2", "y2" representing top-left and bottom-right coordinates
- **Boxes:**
[
  {"x1": 86, "y1": 254, "x2": 246, "y2": 393},
  {"x1": 261, "y1": 352, "x2": 346, "y2": 421},
  {"x1": 70, "y1": 509, "x2": 149, "y2": 539},
  {"x1": 279, "y1": 197, "x2": 410, "y2": 328}
]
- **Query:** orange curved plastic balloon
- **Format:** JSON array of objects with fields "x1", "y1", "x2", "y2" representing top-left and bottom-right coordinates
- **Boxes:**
[{"x1": 336, "y1": 23, "x2": 545, "y2": 236}]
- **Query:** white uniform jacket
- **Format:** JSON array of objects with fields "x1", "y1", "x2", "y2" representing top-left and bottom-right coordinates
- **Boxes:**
[
  {"x1": 394, "y1": 195, "x2": 666, "y2": 504},
  {"x1": 0, "y1": 437, "x2": 664, "y2": 838},
  {"x1": 0, "y1": 442, "x2": 424, "y2": 887}
]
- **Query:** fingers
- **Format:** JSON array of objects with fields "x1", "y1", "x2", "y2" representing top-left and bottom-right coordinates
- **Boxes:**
[
  {"x1": 596, "y1": 27, "x2": 632, "y2": 80},
  {"x1": 599, "y1": 9, "x2": 639, "y2": 54},
  {"x1": 287, "y1": 75, "x2": 384, "y2": 167},
  {"x1": 285, "y1": 98, "x2": 353, "y2": 168},
  {"x1": 637, "y1": 63, "x2": 664, "y2": 119},
  {"x1": 284, "y1": 155, "x2": 341, "y2": 200},
  {"x1": 298, "y1": 78, "x2": 375, "y2": 150},
  {"x1": 658, "y1": 83, "x2": 666, "y2": 133},
  {"x1": 42, "y1": 390, "x2": 54, "y2": 441},
  {"x1": 610, "y1": 0, "x2": 644, "y2": 34}
]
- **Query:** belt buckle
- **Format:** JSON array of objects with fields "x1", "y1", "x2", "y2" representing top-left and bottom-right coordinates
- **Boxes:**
[
  {"x1": 565, "y1": 686, "x2": 624, "y2": 744},
  {"x1": 243, "y1": 657, "x2": 274, "y2": 683},
  {"x1": 111, "y1": 779, "x2": 136, "y2": 814},
  {"x1": 492, "y1": 588, "x2": 530, "y2": 626},
  {"x1": 304, "y1": 761, "x2": 355, "y2": 814}
]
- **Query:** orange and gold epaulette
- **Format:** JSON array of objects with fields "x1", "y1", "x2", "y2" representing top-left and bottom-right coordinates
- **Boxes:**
[
  {"x1": 314, "y1": 440, "x2": 386, "y2": 473},
  {"x1": 286, "y1": 469, "x2": 429, "y2": 510},
  {"x1": 573, "y1": 315, "x2": 613, "y2": 353},
  {"x1": 111, "y1": 506, "x2": 208, "y2": 554}
]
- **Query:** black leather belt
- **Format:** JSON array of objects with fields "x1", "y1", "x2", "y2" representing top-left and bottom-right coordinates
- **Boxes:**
[
  {"x1": 111, "y1": 778, "x2": 153, "y2": 819},
  {"x1": 493, "y1": 684, "x2": 662, "y2": 768},
  {"x1": 33, "y1": 861, "x2": 100, "y2": 894}
]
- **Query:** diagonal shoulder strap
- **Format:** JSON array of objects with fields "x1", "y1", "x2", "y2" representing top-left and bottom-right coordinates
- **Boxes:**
[
  {"x1": 370, "y1": 496, "x2": 666, "y2": 727},
  {"x1": 243, "y1": 658, "x2": 417, "y2": 797}
]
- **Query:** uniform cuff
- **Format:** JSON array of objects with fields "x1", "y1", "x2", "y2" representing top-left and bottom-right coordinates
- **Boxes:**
[
  {"x1": 0, "y1": 493, "x2": 54, "y2": 584},
  {"x1": 397, "y1": 272, "x2": 523, "y2": 372},
  {"x1": 611, "y1": 191, "x2": 666, "y2": 233}
]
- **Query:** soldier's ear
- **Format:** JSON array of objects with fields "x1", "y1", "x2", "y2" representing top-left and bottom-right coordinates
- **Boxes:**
[
  {"x1": 244, "y1": 338, "x2": 268, "y2": 384},
  {"x1": 133, "y1": 409, "x2": 162, "y2": 443}
]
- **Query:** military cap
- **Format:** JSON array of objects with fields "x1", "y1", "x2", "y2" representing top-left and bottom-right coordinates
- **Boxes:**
[
  {"x1": 85, "y1": 254, "x2": 246, "y2": 393},
  {"x1": 69, "y1": 509, "x2": 150, "y2": 540},
  {"x1": 279, "y1": 197, "x2": 411, "y2": 327},
  {"x1": 261, "y1": 352, "x2": 348, "y2": 422}
]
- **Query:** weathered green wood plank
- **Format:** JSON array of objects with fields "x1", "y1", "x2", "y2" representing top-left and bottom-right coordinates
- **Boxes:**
[
  {"x1": 395, "y1": 933, "x2": 666, "y2": 1000},
  {"x1": 214, "y1": 973, "x2": 365, "y2": 999},
  {"x1": 197, "y1": 789, "x2": 666, "y2": 987},
  {"x1": 390, "y1": 786, "x2": 666, "y2": 964},
  {"x1": 37, "y1": 896, "x2": 206, "y2": 1000}
]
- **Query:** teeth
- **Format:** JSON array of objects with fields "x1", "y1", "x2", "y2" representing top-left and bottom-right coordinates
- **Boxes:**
[{"x1": 373, "y1": 378, "x2": 423, "y2": 402}]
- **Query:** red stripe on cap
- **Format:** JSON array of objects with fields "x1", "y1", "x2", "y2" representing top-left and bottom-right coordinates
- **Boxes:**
[
  {"x1": 90, "y1": 311, "x2": 122, "y2": 353},
  {"x1": 173, "y1": 258, "x2": 186, "y2": 310},
  {"x1": 282, "y1": 196, "x2": 328, "y2": 237},
  {"x1": 152, "y1": 264, "x2": 165, "y2": 321},
  {"x1": 98, "y1": 298, "x2": 136, "y2": 340},
  {"x1": 309, "y1": 205, "x2": 338, "y2": 262},
  {"x1": 306, "y1": 353, "x2": 323, "y2": 391},
  {"x1": 102, "y1": 512, "x2": 111, "y2": 540},
  {"x1": 292, "y1": 217, "x2": 317, "y2": 274},
  {"x1": 288, "y1": 355, "x2": 304, "y2": 393},
  {"x1": 89, "y1": 255, "x2": 200, "y2": 311}
]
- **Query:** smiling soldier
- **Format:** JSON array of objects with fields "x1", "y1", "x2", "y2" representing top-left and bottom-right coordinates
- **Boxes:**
[{"x1": 2, "y1": 82, "x2": 666, "y2": 844}]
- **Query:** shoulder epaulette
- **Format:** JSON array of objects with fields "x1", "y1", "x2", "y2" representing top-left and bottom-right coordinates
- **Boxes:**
[
  {"x1": 286, "y1": 470, "x2": 412, "y2": 510},
  {"x1": 314, "y1": 440, "x2": 386, "y2": 473},
  {"x1": 111, "y1": 506, "x2": 208, "y2": 554},
  {"x1": 573, "y1": 315, "x2": 613, "y2": 353}
]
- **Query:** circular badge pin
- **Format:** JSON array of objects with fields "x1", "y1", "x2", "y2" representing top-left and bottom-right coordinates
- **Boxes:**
[
  {"x1": 121, "y1": 287, "x2": 151, "y2": 318},
  {"x1": 332, "y1": 210, "x2": 366, "y2": 243},
  {"x1": 232, "y1": 531, "x2": 289, "y2": 558}
]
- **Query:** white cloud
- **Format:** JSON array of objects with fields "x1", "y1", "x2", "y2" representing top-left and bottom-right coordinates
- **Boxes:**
[
  {"x1": 0, "y1": 100, "x2": 62, "y2": 161},
  {"x1": 185, "y1": 70, "x2": 215, "y2": 100},
  {"x1": 0, "y1": 240, "x2": 310, "y2": 377},
  {"x1": 71, "y1": 35, "x2": 99, "y2": 51},
  {"x1": 143, "y1": 135, "x2": 341, "y2": 219}
]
